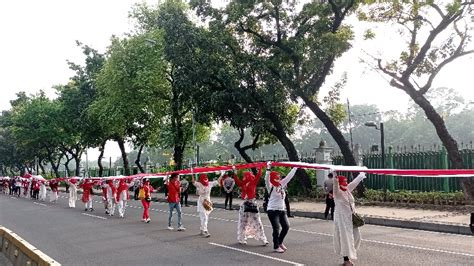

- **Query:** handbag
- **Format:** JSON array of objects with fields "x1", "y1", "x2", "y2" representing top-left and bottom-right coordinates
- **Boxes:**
[
  {"x1": 138, "y1": 188, "x2": 145, "y2": 200},
  {"x1": 243, "y1": 200, "x2": 258, "y2": 213},
  {"x1": 350, "y1": 204, "x2": 365, "y2": 228},
  {"x1": 202, "y1": 198, "x2": 213, "y2": 211},
  {"x1": 145, "y1": 197, "x2": 151, "y2": 202}
]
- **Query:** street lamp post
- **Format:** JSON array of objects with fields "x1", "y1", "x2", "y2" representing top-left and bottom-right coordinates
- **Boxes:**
[{"x1": 365, "y1": 121, "x2": 386, "y2": 200}]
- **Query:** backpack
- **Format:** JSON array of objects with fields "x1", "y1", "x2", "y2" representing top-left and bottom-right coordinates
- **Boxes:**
[{"x1": 262, "y1": 187, "x2": 274, "y2": 212}]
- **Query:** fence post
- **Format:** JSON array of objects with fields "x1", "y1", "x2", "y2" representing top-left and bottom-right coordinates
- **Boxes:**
[
  {"x1": 388, "y1": 146, "x2": 395, "y2": 191},
  {"x1": 440, "y1": 147, "x2": 450, "y2": 192}
]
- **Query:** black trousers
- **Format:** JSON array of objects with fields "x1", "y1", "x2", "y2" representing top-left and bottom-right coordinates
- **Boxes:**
[
  {"x1": 180, "y1": 190, "x2": 188, "y2": 206},
  {"x1": 267, "y1": 210, "x2": 290, "y2": 249},
  {"x1": 224, "y1": 191, "x2": 233, "y2": 209},
  {"x1": 284, "y1": 194, "x2": 292, "y2": 216},
  {"x1": 324, "y1": 195, "x2": 335, "y2": 219},
  {"x1": 134, "y1": 187, "x2": 139, "y2": 200}
]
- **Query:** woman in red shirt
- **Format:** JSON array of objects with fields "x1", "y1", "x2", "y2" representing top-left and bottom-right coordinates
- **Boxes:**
[
  {"x1": 233, "y1": 166, "x2": 268, "y2": 246},
  {"x1": 141, "y1": 178, "x2": 154, "y2": 223}
]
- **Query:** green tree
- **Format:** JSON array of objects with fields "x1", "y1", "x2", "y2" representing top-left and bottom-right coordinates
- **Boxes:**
[
  {"x1": 10, "y1": 92, "x2": 64, "y2": 177},
  {"x1": 130, "y1": 1, "x2": 212, "y2": 170},
  {"x1": 362, "y1": 1, "x2": 474, "y2": 200},
  {"x1": 191, "y1": 0, "x2": 358, "y2": 168}
]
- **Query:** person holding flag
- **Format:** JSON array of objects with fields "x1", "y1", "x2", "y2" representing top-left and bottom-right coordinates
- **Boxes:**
[
  {"x1": 49, "y1": 177, "x2": 59, "y2": 203},
  {"x1": 233, "y1": 165, "x2": 269, "y2": 246},
  {"x1": 67, "y1": 178, "x2": 78, "y2": 208},
  {"x1": 191, "y1": 172, "x2": 223, "y2": 237},
  {"x1": 106, "y1": 179, "x2": 117, "y2": 216},
  {"x1": 264, "y1": 164, "x2": 298, "y2": 253},
  {"x1": 80, "y1": 179, "x2": 95, "y2": 212},
  {"x1": 116, "y1": 178, "x2": 133, "y2": 218}
]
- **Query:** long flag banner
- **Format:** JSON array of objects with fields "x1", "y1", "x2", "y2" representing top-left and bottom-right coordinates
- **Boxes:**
[{"x1": 8, "y1": 161, "x2": 474, "y2": 183}]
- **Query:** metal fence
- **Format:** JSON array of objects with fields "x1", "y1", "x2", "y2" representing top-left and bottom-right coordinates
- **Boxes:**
[{"x1": 333, "y1": 147, "x2": 473, "y2": 192}]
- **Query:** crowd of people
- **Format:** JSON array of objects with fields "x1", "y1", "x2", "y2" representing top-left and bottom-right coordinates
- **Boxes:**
[{"x1": 1, "y1": 163, "x2": 368, "y2": 266}]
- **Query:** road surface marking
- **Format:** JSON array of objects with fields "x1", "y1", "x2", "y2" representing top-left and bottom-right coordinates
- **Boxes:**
[
  {"x1": 364, "y1": 239, "x2": 474, "y2": 257},
  {"x1": 209, "y1": 242, "x2": 304, "y2": 266},
  {"x1": 33, "y1": 202, "x2": 48, "y2": 207},
  {"x1": 82, "y1": 213, "x2": 107, "y2": 220}
]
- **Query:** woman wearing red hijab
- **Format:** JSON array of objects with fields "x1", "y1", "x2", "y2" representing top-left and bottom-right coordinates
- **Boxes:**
[
  {"x1": 141, "y1": 178, "x2": 154, "y2": 223},
  {"x1": 264, "y1": 164, "x2": 298, "y2": 253},
  {"x1": 191, "y1": 172, "x2": 224, "y2": 237},
  {"x1": 233, "y1": 166, "x2": 269, "y2": 246},
  {"x1": 79, "y1": 179, "x2": 95, "y2": 211},
  {"x1": 116, "y1": 178, "x2": 133, "y2": 218},
  {"x1": 332, "y1": 171, "x2": 367, "y2": 266}
]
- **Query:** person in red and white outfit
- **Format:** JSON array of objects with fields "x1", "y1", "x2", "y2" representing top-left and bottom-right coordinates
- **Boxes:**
[
  {"x1": 49, "y1": 177, "x2": 59, "y2": 203},
  {"x1": 116, "y1": 178, "x2": 133, "y2": 218},
  {"x1": 80, "y1": 179, "x2": 94, "y2": 211},
  {"x1": 67, "y1": 178, "x2": 78, "y2": 208},
  {"x1": 141, "y1": 178, "x2": 154, "y2": 223},
  {"x1": 106, "y1": 180, "x2": 117, "y2": 216},
  {"x1": 191, "y1": 172, "x2": 223, "y2": 237}
]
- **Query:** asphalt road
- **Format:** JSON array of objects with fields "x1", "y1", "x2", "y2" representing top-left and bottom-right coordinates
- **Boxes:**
[{"x1": 1, "y1": 193, "x2": 473, "y2": 266}]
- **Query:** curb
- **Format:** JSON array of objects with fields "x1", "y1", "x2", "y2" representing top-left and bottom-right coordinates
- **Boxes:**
[
  {"x1": 151, "y1": 197, "x2": 472, "y2": 236},
  {"x1": 0, "y1": 226, "x2": 61, "y2": 266}
]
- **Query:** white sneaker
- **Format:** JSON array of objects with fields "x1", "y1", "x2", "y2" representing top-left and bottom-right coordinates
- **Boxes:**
[
  {"x1": 262, "y1": 240, "x2": 269, "y2": 246},
  {"x1": 146, "y1": 219, "x2": 150, "y2": 223},
  {"x1": 167, "y1": 226, "x2": 174, "y2": 231},
  {"x1": 177, "y1": 226, "x2": 186, "y2": 231},
  {"x1": 239, "y1": 240, "x2": 247, "y2": 245},
  {"x1": 203, "y1": 231, "x2": 210, "y2": 238},
  {"x1": 274, "y1": 247, "x2": 285, "y2": 253},
  {"x1": 279, "y1": 244, "x2": 287, "y2": 251}
]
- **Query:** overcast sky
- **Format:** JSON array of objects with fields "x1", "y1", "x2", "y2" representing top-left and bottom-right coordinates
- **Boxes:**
[{"x1": 1, "y1": 0, "x2": 473, "y2": 161}]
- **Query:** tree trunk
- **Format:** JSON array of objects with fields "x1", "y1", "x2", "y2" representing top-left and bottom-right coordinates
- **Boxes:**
[
  {"x1": 300, "y1": 94, "x2": 356, "y2": 166},
  {"x1": 409, "y1": 90, "x2": 474, "y2": 201},
  {"x1": 173, "y1": 145, "x2": 185, "y2": 171},
  {"x1": 234, "y1": 130, "x2": 255, "y2": 164},
  {"x1": 300, "y1": 94, "x2": 365, "y2": 196},
  {"x1": 264, "y1": 111, "x2": 313, "y2": 195},
  {"x1": 39, "y1": 162, "x2": 46, "y2": 175},
  {"x1": 116, "y1": 137, "x2": 130, "y2": 176},
  {"x1": 98, "y1": 140, "x2": 106, "y2": 177},
  {"x1": 135, "y1": 144, "x2": 146, "y2": 173}
]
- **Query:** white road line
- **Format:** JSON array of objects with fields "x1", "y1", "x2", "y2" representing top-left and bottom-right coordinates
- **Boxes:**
[
  {"x1": 82, "y1": 213, "x2": 107, "y2": 220},
  {"x1": 209, "y1": 242, "x2": 304, "y2": 266},
  {"x1": 33, "y1": 202, "x2": 48, "y2": 207},
  {"x1": 159, "y1": 208, "x2": 473, "y2": 258},
  {"x1": 364, "y1": 239, "x2": 474, "y2": 257}
]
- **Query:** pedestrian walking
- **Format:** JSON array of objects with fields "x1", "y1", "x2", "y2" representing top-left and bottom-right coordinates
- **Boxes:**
[
  {"x1": 222, "y1": 173, "x2": 235, "y2": 210},
  {"x1": 80, "y1": 179, "x2": 94, "y2": 211},
  {"x1": 180, "y1": 177, "x2": 190, "y2": 207},
  {"x1": 265, "y1": 164, "x2": 298, "y2": 253},
  {"x1": 67, "y1": 178, "x2": 78, "y2": 208},
  {"x1": 106, "y1": 180, "x2": 117, "y2": 216},
  {"x1": 39, "y1": 180, "x2": 47, "y2": 201},
  {"x1": 166, "y1": 173, "x2": 185, "y2": 231},
  {"x1": 324, "y1": 172, "x2": 335, "y2": 220},
  {"x1": 191, "y1": 172, "x2": 223, "y2": 237},
  {"x1": 15, "y1": 177, "x2": 22, "y2": 197},
  {"x1": 141, "y1": 178, "x2": 154, "y2": 223},
  {"x1": 333, "y1": 172, "x2": 367, "y2": 266},
  {"x1": 116, "y1": 179, "x2": 133, "y2": 218},
  {"x1": 233, "y1": 166, "x2": 269, "y2": 246},
  {"x1": 49, "y1": 177, "x2": 59, "y2": 203}
]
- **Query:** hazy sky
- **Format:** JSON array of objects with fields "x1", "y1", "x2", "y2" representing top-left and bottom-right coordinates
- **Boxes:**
[{"x1": 1, "y1": 0, "x2": 473, "y2": 161}]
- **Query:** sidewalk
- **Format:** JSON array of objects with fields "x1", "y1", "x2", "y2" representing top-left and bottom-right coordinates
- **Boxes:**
[{"x1": 149, "y1": 192, "x2": 472, "y2": 236}]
